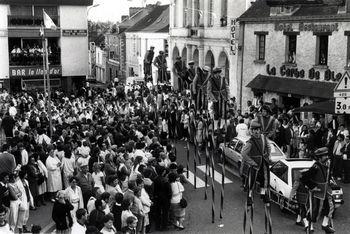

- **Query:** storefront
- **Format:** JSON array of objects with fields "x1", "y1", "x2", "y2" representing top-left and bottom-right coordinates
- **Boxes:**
[{"x1": 237, "y1": 0, "x2": 350, "y2": 117}]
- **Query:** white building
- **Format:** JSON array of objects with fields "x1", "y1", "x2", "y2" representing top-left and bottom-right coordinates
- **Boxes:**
[
  {"x1": 0, "y1": 0, "x2": 91, "y2": 92},
  {"x1": 125, "y1": 5, "x2": 169, "y2": 83},
  {"x1": 95, "y1": 46, "x2": 107, "y2": 83},
  {"x1": 168, "y1": 0, "x2": 254, "y2": 94}
]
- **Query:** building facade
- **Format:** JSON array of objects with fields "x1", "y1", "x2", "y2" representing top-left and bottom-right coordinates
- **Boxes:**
[
  {"x1": 168, "y1": 0, "x2": 253, "y2": 93},
  {"x1": 125, "y1": 5, "x2": 169, "y2": 83},
  {"x1": 95, "y1": 46, "x2": 107, "y2": 83},
  {"x1": 105, "y1": 33, "x2": 120, "y2": 83},
  {"x1": 0, "y1": 0, "x2": 92, "y2": 92},
  {"x1": 237, "y1": 0, "x2": 350, "y2": 111}
]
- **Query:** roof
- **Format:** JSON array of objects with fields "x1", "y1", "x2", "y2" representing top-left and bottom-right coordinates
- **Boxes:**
[
  {"x1": 280, "y1": 159, "x2": 315, "y2": 168},
  {"x1": 118, "y1": 7, "x2": 153, "y2": 34},
  {"x1": 126, "y1": 5, "x2": 169, "y2": 33},
  {"x1": 266, "y1": 0, "x2": 343, "y2": 6},
  {"x1": 0, "y1": 0, "x2": 93, "y2": 5},
  {"x1": 246, "y1": 74, "x2": 337, "y2": 99},
  {"x1": 239, "y1": 0, "x2": 347, "y2": 21}
]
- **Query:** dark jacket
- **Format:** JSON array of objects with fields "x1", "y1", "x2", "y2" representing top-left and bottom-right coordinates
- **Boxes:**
[
  {"x1": 52, "y1": 200, "x2": 74, "y2": 230},
  {"x1": 112, "y1": 204, "x2": 123, "y2": 231},
  {"x1": 153, "y1": 175, "x2": 172, "y2": 203}
]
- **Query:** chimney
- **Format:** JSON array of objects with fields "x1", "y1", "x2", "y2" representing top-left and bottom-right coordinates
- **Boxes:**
[{"x1": 121, "y1": 15, "x2": 129, "y2": 21}]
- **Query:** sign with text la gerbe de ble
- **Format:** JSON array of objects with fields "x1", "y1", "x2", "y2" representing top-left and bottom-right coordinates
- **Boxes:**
[{"x1": 10, "y1": 66, "x2": 62, "y2": 78}]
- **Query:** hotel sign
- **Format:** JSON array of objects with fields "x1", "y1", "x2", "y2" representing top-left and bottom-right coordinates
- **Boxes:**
[
  {"x1": 275, "y1": 22, "x2": 339, "y2": 33},
  {"x1": 10, "y1": 66, "x2": 62, "y2": 77},
  {"x1": 230, "y1": 19, "x2": 237, "y2": 55}
]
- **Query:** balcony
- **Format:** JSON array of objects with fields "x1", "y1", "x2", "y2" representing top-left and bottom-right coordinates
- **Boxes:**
[{"x1": 8, "y1": 15, "x2": 60, "y2": 27}]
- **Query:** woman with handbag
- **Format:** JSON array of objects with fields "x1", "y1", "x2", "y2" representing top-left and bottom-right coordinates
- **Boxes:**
[{"x1": 169, "y1": 172, "x2": 186, "y2": 230}]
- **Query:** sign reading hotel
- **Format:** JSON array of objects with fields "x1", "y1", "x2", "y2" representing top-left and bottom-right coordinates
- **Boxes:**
[
  {"x1": 10, "y1": 66, "x2": 62, "y2": 77},
  {"x1": 275, "y1": 22, "x2": 339, "y2": 32},
  {"x1": 230, "y1": 19, "x2": 236, "y2": 55},
  {"x1": 62, "y1": 29, "x2": 88, "y2": 37}
]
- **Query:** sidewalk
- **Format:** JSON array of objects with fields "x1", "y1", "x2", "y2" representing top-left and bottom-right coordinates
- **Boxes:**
[{"x1": 26, "y1": 202, "x2": 55, "y2": 233}]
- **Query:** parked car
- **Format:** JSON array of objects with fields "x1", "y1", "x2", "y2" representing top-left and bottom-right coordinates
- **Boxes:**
[
  {"x1": 218, "y1": 136, "x2": 286, "y2": 170},
  {"x1": 270, "y1": 159, "x2": 344, "y2": 213}
]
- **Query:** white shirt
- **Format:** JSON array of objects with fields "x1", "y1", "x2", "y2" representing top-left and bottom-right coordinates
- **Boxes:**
[
  {"x1": 9, "y1": 106, "x2": 17, "y2": 117},
  {"x1": 170, "y1": 181, "x2": 184, "y2": 204},
  {"x1": 71, "y1": 222, "x2": 86, "y2": 234},
  {"x1": 21, "y1": 149, "x2": 28, "y2": 166}
]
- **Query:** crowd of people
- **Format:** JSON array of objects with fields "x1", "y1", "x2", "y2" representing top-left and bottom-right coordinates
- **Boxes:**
[
  {"x1": 0, "y1": 67, "x2": 348, "y2": 234},
  {"x1": 0, "y1": 82, "x2": 191, "y2": 234},
  {"x1": 9, "y1": 44, "x2": 61, "y2": 66}
]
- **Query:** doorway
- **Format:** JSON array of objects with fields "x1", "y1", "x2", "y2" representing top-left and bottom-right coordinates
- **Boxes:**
[{"x1": 282, "y1": 95, "x2": 300, "y2": 110}]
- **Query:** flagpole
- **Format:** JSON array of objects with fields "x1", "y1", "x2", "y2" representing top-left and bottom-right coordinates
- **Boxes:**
[
  {"x1": 42, "y1": 9, "x2": 53, "y2": 138},
  {"x1": 41, "y1": 24, "x2": 47, "y2": 111}
]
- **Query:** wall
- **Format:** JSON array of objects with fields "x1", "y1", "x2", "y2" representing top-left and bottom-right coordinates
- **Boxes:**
[
  {"x1": 59, "y1": 6, "x2": 88, "y2": 77},
  {"x1": 0, "y1": 4, "x2": 9, "y2": 81},
  {"x1": 125, "y1": 32, "x2": 168, "y2": 79},
  {"x1": 239, "y1": 21, "x2": 350, "y2": 110}
]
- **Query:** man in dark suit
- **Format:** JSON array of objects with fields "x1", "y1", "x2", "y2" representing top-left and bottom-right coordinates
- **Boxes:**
[
  {"x1": 0, "y1": 144, "x2": 16, "y2": 175},
  {"x1": 0, "y1": 172, "x2": 10, "y2": 209},
  {"x1": 153, "y1": 166, "x2": 171, "y2": 231},
  {"x1": 144, "y1": 46, "x2": 155, "y2": 81},
  {"x1": 341, "y1": 135, "x2": 350, "y2": 183}
]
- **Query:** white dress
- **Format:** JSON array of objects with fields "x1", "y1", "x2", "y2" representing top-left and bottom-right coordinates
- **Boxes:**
[
  {"x1": 91, "y1": 171, "x2": 105, "y2": 192},
  {"x1": 46, "y1": 156, "x2": 62, "y2": 192},
  {"x1": 37, "y1": 160, "x2": 48, "y2": 195}
]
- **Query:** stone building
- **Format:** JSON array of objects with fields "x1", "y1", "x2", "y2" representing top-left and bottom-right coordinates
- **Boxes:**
[
  {"x1": 168, "y1": 0, "x2": 253, "y2": 93},
  {"x1": 237, "y1": 0, "x2": 350, "y2": 112}
]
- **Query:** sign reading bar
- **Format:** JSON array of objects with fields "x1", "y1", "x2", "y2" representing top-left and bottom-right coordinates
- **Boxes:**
[
  {"x1": 62, "y1": 29, "x2": 88, "y2": 37},
  {"x1": 10, "y1": 66, "x2": 61, "y2": 77}
]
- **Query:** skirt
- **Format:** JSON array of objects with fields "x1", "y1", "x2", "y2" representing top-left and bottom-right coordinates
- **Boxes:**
[{"x1": 170, "y1": 203, "x2": 185, "y2": 218}]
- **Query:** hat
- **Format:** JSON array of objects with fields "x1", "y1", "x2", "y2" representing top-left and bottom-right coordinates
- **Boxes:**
[
  {"x1": 203, "y1": 66, "x2": 210, "y2": 72},
  {"x1": 213, "y1": 67, "x2": 222, "y2": 73},
  {"x1": 314, "y1": 147, "x2": 328, "y2": 158},
  {"x1": 250, "y1": 121, "x2": 261, "y2": 130},
  {"x1": 188, "y1": 60, "x2": 195, "y2": 65},
  {"x1": 159, "y1": 51, "x2": 164, "y2": 54},
  {"x1": 176, "y1": 56, "x2": 182, "y2": 60}
]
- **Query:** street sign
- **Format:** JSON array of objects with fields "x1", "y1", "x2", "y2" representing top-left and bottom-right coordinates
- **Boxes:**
[
  {"x1": 335, "y1": 97, "x2": 350, "y2": 114},
  {"x1": 334, "y1": 71, "x2": 350, "y2": 97}
]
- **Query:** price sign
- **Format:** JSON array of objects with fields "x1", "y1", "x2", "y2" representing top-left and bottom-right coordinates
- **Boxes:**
[{"x1": 335, "y1": 97, "x2": 350, "y2": 114}]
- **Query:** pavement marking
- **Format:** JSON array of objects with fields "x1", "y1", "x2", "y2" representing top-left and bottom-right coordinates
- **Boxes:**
[
  {"x1": 197, "y1": 165, "x2": 233, "y2": 184},
  {"x1": 41, "y1": 221, "x2": 55, "y2": 234},
  {"x1": 187, "y1": 170, "x2": 207, "y2": 188}
]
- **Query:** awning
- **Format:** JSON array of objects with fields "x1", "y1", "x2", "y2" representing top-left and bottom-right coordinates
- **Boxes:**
[
  {"x1": 292, "y1": 100, "x2": 335, "y2": 114},
  {"x1": 246, "y1": 75, "x2": 337, "y2": 99}
]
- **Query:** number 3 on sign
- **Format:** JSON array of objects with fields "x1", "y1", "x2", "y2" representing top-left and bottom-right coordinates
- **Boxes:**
[{"x1": 336, "y1": 102, "x2": 347, "y2": 110}]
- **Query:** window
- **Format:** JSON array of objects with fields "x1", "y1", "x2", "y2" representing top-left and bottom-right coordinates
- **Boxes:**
[
  {"x1": 208, "y1": 0, "x2": 214, "y2": 27},
  {"x1": 347, "y1": 35, "x2": 350, "y2": 67},
  {"x1": 220, "y1": 0, "x2": 228, "y2": 27},
  {"x1": 183, "y1": 0, "x2": 187, "y2": 27},
  {"x1": 235, "y1": 141, "x2": 244, "y2": 153},
  {"x1": 194, "y1": 0, "x2": 200, "y2": 27},
  {"x1": 286, "y1": 35, "x2": 297, "y2": 63},
  {"x1": 317, "y1": 35, "x2": 328, "y2": 65},
  {"x1": 270, "y1": 161, "x2": 288, "y2": 184},
  {"x1": 255, "y1": 33, "x2": 266, "y2": 61},
  {"x1": 173, "y1": 0, "x2": 177, "y2": 27}
]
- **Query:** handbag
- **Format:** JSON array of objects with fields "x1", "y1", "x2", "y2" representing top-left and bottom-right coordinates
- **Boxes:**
[
  {"x1": 179, "y1": 198, "x2": 187, "y2": 208},
  {"x1": 177, "y1": 182, "x2": 187, "y2": 208}
]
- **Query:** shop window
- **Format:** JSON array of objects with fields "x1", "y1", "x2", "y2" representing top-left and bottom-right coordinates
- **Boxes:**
[
  {"x1": 255, "y1": 32, "x2": 267, "y2": 61},
  {"x1": 286, "y1": 35, "x2": 297, "y2": 64},
  {"x1": 316, "y1": 35, "x2": 328, "y2": 65}
]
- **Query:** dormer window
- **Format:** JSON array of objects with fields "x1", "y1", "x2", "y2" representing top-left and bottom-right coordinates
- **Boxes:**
[{"x1": 270, "y1": 6, "x2": 300, "y2": 16}]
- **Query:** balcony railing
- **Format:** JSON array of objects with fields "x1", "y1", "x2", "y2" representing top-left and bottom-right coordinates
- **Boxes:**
[
  {"x1": 8, "y1": 15, "x2": 60, "y2": 27},
  {"x1": 9, "y1": 51, "x2": 61, "y2": 66}
]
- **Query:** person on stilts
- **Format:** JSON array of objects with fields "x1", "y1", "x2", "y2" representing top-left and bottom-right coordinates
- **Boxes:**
[{"x1": 241, "y1": 121, "x2": 272, "y2": 234}]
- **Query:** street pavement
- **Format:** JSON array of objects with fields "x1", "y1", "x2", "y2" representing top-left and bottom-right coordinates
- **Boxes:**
[{"x1": 27, "y1": 140, "x2": 350, "y2": 234}]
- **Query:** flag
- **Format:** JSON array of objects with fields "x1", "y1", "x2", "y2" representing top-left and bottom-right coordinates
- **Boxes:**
[{"x1": 43, "y1": 10, "x2": 57, "y2": 30}]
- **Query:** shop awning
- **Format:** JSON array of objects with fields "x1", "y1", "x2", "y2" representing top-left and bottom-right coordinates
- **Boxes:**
[
  {"x1": 246, "y1": 75, "x2": 337, "y2": 99},
  {"x1": 292, "y1": 100, "x2": 335, "y2": 114}
]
